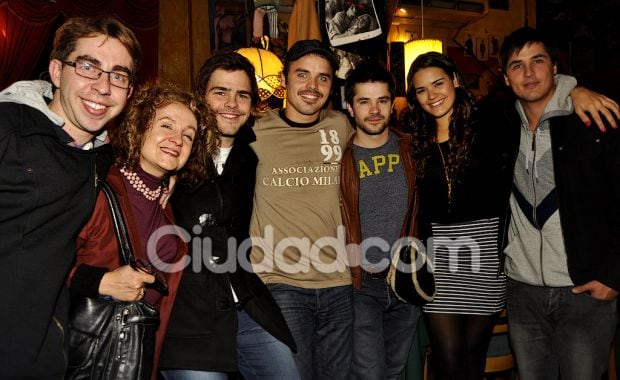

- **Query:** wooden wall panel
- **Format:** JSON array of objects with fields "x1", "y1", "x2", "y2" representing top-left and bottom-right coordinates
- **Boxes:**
[
  {"x1": 159, "y1": 0, "x2": 191, "y2": 90},
  {"x1": 158, "y1": 0, "x2": 211, "y2": 91},
  {"x1": 190, "y1": 0, "x2": 211, "y2": 89}
]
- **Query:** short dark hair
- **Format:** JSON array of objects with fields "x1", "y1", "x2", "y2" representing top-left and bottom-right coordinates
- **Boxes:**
[
  {"x1": 195, "y1": 50, "x2": 260, "y2": 108},
  {"x1": 500, "y1": 27, "x2": 557, "y2": 72},
  {"x1": 283, "y1": 39, "x2": 339, "y2": 78},
  {"x1": 51, "y1": 17, "x2": 142, "y2": 80},
  {"x1": 344, "y1": 60, "x2": 395, "y2": 105}
]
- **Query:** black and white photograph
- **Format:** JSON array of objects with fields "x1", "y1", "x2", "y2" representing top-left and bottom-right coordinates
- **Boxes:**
[
  {"x1": 323, "y1": 0, "x2": 382, "y2": 47},
  {"x1": 209, "y1": 0, "x2": 249, "y2": 53},
  {"x1": 333, "y1": 47, "x2": 364, "y2": 79},
  {"x1": 464, "y1": 33, "x2": 474, "y2": 56},
  {"x1": 489, "y1": 35, "x2": 501, "y2": 57},
  {"x1": 476, "y1": 37, "x2": 487, "y2": 60}
]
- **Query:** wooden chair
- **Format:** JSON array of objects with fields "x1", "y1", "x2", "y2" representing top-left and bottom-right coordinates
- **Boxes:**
[{"x1": 484, "y1": 309, "x2": 515, "y2": 379}]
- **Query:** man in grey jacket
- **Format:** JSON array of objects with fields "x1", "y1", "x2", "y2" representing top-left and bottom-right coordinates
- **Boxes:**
[
  {"x1": 500, "y1": 27, "x2": 619, "y2": 380},
  {"x1": 0, "y1": 17, "x2": 141, "y2": 378}
]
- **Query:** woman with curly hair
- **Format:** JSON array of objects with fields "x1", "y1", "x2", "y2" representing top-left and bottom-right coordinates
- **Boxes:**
[
  {"x1": 67, "y1": 81, "x2": 217, "y2": 377},
  {"x1": 405, "y1": 52, "x2": 508, "y2": 380}
]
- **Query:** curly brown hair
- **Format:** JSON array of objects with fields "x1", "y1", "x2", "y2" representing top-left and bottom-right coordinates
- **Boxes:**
[
  {"x1": 404, "y1": 52, "x2": 476, "y2": 182},
  {"x1": 109, "y1": 81, "x2": 217, "y2": 188}
]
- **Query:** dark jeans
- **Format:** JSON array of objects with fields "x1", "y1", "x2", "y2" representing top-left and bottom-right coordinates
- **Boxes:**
[
  {"x1": 352, "y1": 276, "x2": 420, "y2": 380},
  {"x1": 506, "y1": 278, "x2": 617, "y2": 380},
  {"x1": 267, "y1": 283, "x2": 354, "y2": 380},
  {"x1": 160, "y1": 307, "x2": 298, "y2": 380}
]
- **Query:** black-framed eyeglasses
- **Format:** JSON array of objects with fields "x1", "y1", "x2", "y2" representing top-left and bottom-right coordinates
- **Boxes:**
[
  {"x1": 63, "y1": 60, "x2": 132, "y2": 89},
  {"x1": 130, "y1": 258, "x2": 169, "y2": 295}
]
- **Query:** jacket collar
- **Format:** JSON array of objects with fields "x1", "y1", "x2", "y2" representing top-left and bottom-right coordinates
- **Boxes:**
[
  {"x1": 2, "y1": 80, "x2": 109, "y2": 147},
  {"x1": 346, "y1": 126, "x2": 410, "y2": 150},
  {"x1": 0, "y1": 80, "x2": 64, "y2": 127}
]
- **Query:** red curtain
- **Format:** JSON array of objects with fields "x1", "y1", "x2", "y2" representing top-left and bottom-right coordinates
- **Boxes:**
[
  {"x1": 0, "y1": 3, "x2": 56, "y2": 89},
  {"x1": 0, "y1": 0, "x2": 158, "y2": 90}
]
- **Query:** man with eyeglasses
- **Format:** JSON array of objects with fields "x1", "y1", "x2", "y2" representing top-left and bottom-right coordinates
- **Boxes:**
[
  {"x1": 63, "y1": 60, "x2": 133, "y2": 90},
  {"x1": 0, "y1": 17, "x2": 141, "y2": 378}
]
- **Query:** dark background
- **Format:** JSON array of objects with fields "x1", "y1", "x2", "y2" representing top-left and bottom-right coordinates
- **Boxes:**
[{"x1": 537, "y1": 0, "x2": 620, "y2": 100}]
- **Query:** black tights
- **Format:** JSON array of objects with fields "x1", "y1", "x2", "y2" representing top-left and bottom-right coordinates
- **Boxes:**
[{"x1": 424, "y1": 312, "x2": 498, "y2": 380}]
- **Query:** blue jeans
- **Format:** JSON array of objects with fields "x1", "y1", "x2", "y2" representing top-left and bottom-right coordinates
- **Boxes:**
[
  {"x1": 267, "y1": 283, "x2": 354, "y2": 380},
  {"x1": 352, "y1": 276, "x2": 420, "y2": 380},
  {"x1": 236, "y1": 306, "x2": 299, "y2": 379},
  {"x1": 506, "y1": 278, "x2": 617, "y2": 380},
  {"x1": 161, "y1": 307, "x2": 298, "y2": 380},
  {"x1": 160, "y1": 370, "x2": 227, "y2": 380}
]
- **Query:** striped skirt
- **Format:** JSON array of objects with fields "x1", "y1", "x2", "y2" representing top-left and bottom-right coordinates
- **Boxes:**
[{"x1": 422, "y1": 217, "x2": 506, "y2": 315}]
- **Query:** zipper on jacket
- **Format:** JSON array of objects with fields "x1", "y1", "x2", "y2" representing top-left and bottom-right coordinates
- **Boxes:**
[
  {"x1": 498, "y1": 131, "x2": 521, "y2": 278},
  {"x1": 530, "y1": 131, "x2": 546, "y2": 286},
  {"x1": 92, "y1": 154, "x2": 99, "y2": 207},
  {"x1": 52, "y1": 316, "x2": 68, "y2": 369},
  {"x1": 215, "y1": 173, "x2": 227, "y2": 238},
  {"x1": 94, "y1": 156, "x2": 98, "y2": 188}
]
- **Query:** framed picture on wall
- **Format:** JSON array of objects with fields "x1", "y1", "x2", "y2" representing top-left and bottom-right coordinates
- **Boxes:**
[
  {"x1": 476, "y1": 37, "x2": 487, "y2": 60},
  {"x1": 322, "y1": 0, "x2": 382, "y2": 47},
  {"x1": 488, "y1": 35, "x2": 501, "y2": 57},
  {"x1": 463, "y1": 33, "x2": 475, "y2": 56},
  {"x1": 209, "y1": 0, "x2": 250, "y2": 52}
]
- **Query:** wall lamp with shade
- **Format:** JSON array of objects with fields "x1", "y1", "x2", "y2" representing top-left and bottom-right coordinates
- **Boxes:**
[{"x1": 236, "y1": 46, "x2": 285, "y2": 110}]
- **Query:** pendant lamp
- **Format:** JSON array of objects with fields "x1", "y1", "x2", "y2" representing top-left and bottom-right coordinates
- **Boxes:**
[{"x1": 404, "y1": 1, "x2": 443, "y2": 88}]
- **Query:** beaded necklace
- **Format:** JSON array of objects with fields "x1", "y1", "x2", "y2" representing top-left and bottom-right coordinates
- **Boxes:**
[{"x1": 120, "y1": 167, "x2": 162, "y2": 201}]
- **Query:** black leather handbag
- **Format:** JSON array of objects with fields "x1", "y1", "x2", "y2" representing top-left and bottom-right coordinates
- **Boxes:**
[
  {"x1": 386, "y1": 241, "x2": 436, "y2": 306},
  {"x1": 66, "y1": 181, "x2": 160, "y2": 380}
]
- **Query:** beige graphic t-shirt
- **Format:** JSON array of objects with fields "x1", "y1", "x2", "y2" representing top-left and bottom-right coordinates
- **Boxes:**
[{"x1": 250, "y1": 109, "x2": 354, "y2": 288}]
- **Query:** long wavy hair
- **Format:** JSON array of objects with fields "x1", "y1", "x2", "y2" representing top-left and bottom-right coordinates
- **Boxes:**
[
  {"x1": 404, "y1": 52, "x2": 476, "y2": 182},
  {"x1": 110, "y1": 81, "x2": 218, "y2": 189}
]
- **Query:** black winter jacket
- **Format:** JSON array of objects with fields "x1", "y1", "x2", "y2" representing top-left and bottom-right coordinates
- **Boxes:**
[
  {"x1": 161, "y1": 125, "x2": 296, "y2": 372},
  {"x1": 0, "y1": 102, "x2": 112, "y2": 378},
  {"x1": 493, "y1": 106, "x2": 620, "y2": 291}
]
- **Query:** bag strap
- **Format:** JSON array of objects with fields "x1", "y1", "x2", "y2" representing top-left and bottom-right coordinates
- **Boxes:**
[{"x1": 100, "y1": 181, "x2": 136, "y2": 266}]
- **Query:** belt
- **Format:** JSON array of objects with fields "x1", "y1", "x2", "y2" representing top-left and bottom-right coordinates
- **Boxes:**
[{"x1": 361, "y1": 267, "x2": 390, "y2": 280}]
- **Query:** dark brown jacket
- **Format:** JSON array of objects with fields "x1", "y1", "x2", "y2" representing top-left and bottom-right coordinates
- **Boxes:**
[{"x1": 340, "y1": 128, "x2": 419, "y2": 288}]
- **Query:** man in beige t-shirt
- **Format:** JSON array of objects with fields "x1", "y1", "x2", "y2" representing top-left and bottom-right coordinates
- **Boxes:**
[{"x1": 249, "y1": 40, "x2": 354, "y2": 379}]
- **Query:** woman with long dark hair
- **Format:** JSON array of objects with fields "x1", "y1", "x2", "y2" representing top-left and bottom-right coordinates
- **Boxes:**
[
  {"x1": 405, "y1": 50, "x2": 619, "y2": 379},
  {"x1": 405, "y1": 51, "x2": 506, "y2": 380}
]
